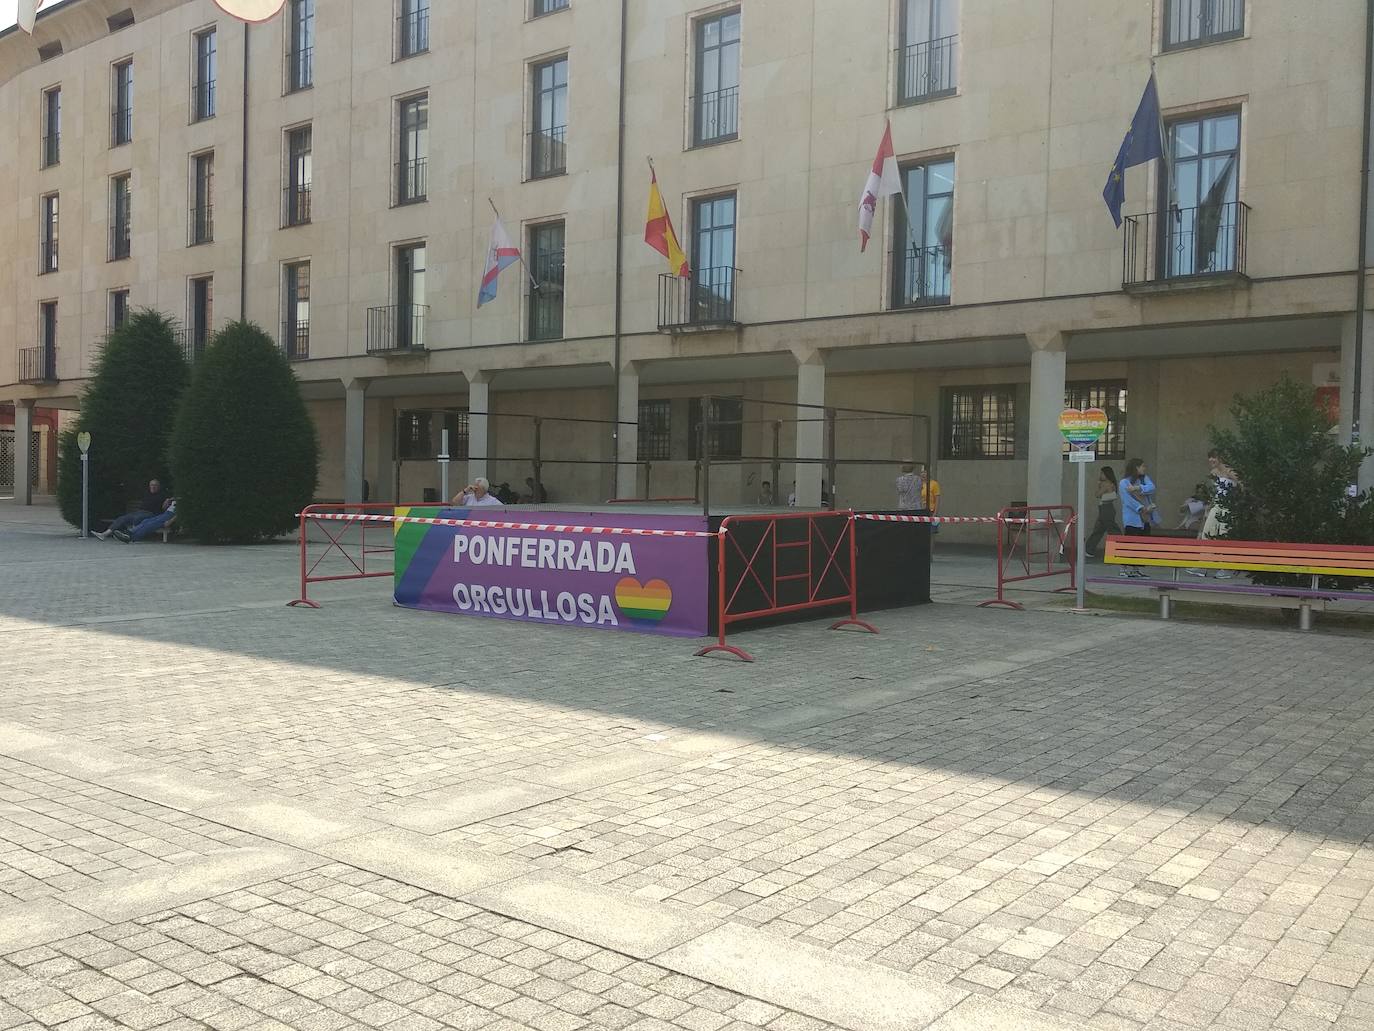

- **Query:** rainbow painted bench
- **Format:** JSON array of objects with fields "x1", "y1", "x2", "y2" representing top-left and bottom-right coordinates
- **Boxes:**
[{"x1": 1088, "y1": 536, "x2": 1374, "y2": 630}]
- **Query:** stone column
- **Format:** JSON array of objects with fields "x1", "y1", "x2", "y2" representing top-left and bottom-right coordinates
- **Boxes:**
[
  {"x1": 13, "y1": 400, "x2": 34, "y2": 506},
  {"x1": 1026, "y1": 332, "x2": 1067, "y2": 508},
  {"x1": 1340, "y1": 312, "x2": 1374, "y2": 489},
  {"x1": 616, "y1": 362, "x2": 640, "y2": 500},
  {"x1": 467, "y1": 373, "x2": 490, "y2": 483},
  {"x1": 342, "y1": 378, "x2": 368, "y2": 504},
  {"x1": 794, "y1": 351, "x2": 826, "y2": 509}
]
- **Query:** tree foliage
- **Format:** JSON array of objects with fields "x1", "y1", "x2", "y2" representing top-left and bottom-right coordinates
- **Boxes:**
[
  {"x1": 169, "y1": 321, "x2": 319, "y2": 543},
  {"x1": 56, "y1": 311, "x2": 187, "y2": 528},
  {"x1": 1210, "y1": 375, "x2": 1374, "y2": 586}
]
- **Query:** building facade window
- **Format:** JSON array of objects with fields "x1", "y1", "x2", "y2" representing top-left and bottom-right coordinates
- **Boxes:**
[
  {"x1": 396, "y1": 95, "x2": 429, "y2": 204},
  {"x1": 283, "y1": 261, "x2": 310, "y2": 360},
  {"x1": 691, "y1": 193, "x2": 737, "y2": 323},
  {"x1": 1163, "y1": 110, "x2": 1240, "y2": 278},
  {"x1": 532, "y1": 0, "x2": 570, "y2": 16},
  {"x1": 111, "y1": 59, "x2": 133, "y2": 145},
  {"x1": 528, "y1": 221, "x2": 565, "y2": 341},
  {"x1": 892, "y1": 158, "x2": 954, "y2": 307},
  {"x1": 637, "y1": 400, "x2": 671, "y2": 462},
  {"x1": 41, "y1": 86, "x2": 60, "y2": 168},
  {"x1": 688, "y1": 397, "x2": 743, "y2": 460},
  {"x1": 395, "y1": 243, "x2": 426, "y2": 349},
  {"x1": 897, "y1": 0, "x2": 958, "y2": 104},
  {"x1": 109, "y1": 289, "x2": 130, "y2": 330},
  {"x1": 193, "y1": 28, "x2": 217, "y2": 121},
  {"x1": 398, "y1": 409, "x2": 469, "y2": 460},
  {"x1": 1063, "y1": 381, "x2": 1127, "y2": 460},
  {"x1": 941, "y1": 385, "x2": 1016, "y2": 460},
  {"x1": 286, "y1": 0, "x2": 314, "y2": 92},
  {"x1": 529, "y1": 56, "x2": 568, "y2": 179},
  {"x1": 397, "y1": 0, "x2": 429, "y2": 59},
  {"x1": 109, "y1": 174, "x2": 132, "y2": 260},
  {"x1": 39, "y1": 301, "x2": 58, "y2": 379},
  {"x1": 190, "y1": 152, "x2": 214, "y2": 245},
  {"x1": 285, "y1": 125, "x2": 312, "y2": 226},
  {"x1": 39, "y1": 194, "x2": 58, "y2": 274},
  {"x1": 693, "y1": 9, "x2": 740, "y2": 146},
  {"x1": 1163, "y1": 0, "x2": 1243, "y2": 50},
  {"x1": 188, "y1": 276, "x2": 213, "y2": 360}
]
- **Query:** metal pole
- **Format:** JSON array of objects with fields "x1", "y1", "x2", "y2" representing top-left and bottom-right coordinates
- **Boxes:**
[
  {"x1": 80, "y1": 453, "x2": 89, "y2": 540},
  {"x1": 533, "y1": 417, "x2": 543, "y2": 505},
  {"x1": 825, "y1": 407, "x2": 838, "y2": 509},
  {"x1": 701, "y1": 399, "x2": 713, "y2": 517},
  {"x1": 438, "y1": 428, "x2": 450, "y2": 502},
  {"x1": 1075, "y1": 459, "x2": 1087, "y2": 610},
  {"x1": 771, "y1": 420, "x2": 781, "y2": 506}
]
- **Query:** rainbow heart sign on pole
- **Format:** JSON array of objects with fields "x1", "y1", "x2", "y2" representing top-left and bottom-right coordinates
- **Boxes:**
[
  {"x1": 1059, "y1": 408, "x2": 1109, "y2": 450},
  {"x1": 392, "y1": 508, "x2": 709, "y2": 638}
]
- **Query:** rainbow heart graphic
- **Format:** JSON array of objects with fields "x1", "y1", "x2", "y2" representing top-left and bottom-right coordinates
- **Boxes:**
[{"x1": 615, "y1": 577, "x2": 673, "y2": 623}]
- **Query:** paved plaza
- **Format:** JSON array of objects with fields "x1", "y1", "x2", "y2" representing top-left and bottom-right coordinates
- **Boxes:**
[{"x1": 1, "y1": 500, "x2": 1373, "y2": 1031}]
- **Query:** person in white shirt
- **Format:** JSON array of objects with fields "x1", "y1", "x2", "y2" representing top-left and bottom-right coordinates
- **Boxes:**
[
  {"x1": 452, "y1": 477, "x2": 505, "y2": 508},
  {"x1": 895, "y1": 462, "x2": 923, "y2": 511}
]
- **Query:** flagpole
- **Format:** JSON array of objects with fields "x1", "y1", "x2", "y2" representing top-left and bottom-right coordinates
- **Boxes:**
[{"x1": 489, "y1": 196, "x2": 538, "y2": 290}]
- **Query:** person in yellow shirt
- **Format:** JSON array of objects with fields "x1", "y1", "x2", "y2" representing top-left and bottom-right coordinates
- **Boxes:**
[{"x1": 920, "y1": 465, "x2": 941, "y2": 554}]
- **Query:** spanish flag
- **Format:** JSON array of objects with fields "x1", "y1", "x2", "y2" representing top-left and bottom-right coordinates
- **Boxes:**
[{"x1": 645, "y1": 169, "x2": 690, "y2": 278}]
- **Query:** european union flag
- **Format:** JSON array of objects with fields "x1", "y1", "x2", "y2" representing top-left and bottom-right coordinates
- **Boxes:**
[{"x1": 1103, "y1": 74, "x2": 1165, "y2": 228}]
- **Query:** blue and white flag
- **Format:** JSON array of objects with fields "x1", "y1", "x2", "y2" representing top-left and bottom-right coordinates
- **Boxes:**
[
  {"x1": 478, "y1": 217, "x2": 522, "y2": 308},
  {"x1": 1103, "y1": 73, "x2": 1166, "y2": 228}
]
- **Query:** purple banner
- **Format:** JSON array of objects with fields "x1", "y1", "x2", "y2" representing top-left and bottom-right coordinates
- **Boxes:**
[{"x1": 393, "y1": 509, "x2": 710, "y2": 638}]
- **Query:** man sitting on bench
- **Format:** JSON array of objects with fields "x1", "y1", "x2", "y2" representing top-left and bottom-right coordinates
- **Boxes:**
[
  {"x1": 94, "y1": 479, "x2": 170, "y2": 540},
  {"x1": 112, "y1": 500, "x2": 176, "y2": 543}
]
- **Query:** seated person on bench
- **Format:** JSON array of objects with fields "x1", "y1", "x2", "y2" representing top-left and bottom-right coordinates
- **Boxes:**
[
  {"x1": 112, "y1": 500, "x2": 177, "y2": 542},
  {"x1": 94, "y1": 479, "x2": 170, "y2": 540},
  {"x1": 452, "y1": 477, "x2": 505, "y2": 508}
]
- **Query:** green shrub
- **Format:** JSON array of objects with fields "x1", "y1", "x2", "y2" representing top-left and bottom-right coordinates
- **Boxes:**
[
  {"x1": 1210, "y1": 375, "x2": 1374, "y2": 587},
  {"x1": 169, "y1": 321, "x2": 319, "y2": 543},
  {"x1": 56, "y1": 311, "x2": 187, "y2": 528}
]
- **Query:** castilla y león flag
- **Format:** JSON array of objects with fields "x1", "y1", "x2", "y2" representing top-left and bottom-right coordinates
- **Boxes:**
[
  {"x1": 858, "y1": 121, "x2": 903, "y2": 253},
  {"x1": 212, "y1": 0, "x2": 287, "y2": 22},
  {"x1": 644, "y1": 170, "x2": 690, "y2": 278}
]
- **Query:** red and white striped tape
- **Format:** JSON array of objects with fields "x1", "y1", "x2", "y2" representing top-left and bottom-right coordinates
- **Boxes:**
[
  {"x1": 301, "y1": 511, "x2": 716, "y2": 539},
  {"x1": 856, "y1": 513, "x2": 1061, "y2": 525}
]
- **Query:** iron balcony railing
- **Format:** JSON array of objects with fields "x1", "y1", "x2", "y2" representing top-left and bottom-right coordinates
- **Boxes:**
[
  {"x1": 39, "y1": 235, "x2": 58, "y2": 275},
  {"x1": 111, "y1": 107, "x2": 132, "y2": 146},
  {"x1": 174, "y1": 325, "x2": 211, "y2": 363},
  {"x1": 693, "y1": 85, "x2": 739, "y2": 146},
  {"x1": 893, "y1": 244, "x2": 952, "y2": 307},
  {"x1": 1163, "y1": 0, "x2": 1244, "y2": 50},
  {"x1": 283, "y1": 183, "x2": 312, "y2": 226},
  {"x1": 532, "y1": 0, "x2": 569, "y2": 15},
  {"x1": 1122, "y1": 201, "x2": 1250, "y2": 287},
  {"x1": 189, "y1": 203, "x2": 214, "y2": 246},
  {"x1": 286, "y1": 46, "x2": 314, "y2": 92},
  {"x1": 896, "y1": 34, "x2": 958, "y2": 104},
  {"x1": 19, "y1": 346, "x2": 57, "y2": 384},
  {"x1": 108, "y1": 220, "x2": 131, "y2": 261},
  {"x1": 658, "y1": 267, "x2": 740, "y2": 329},
  {"x1": 191, "y1": 80, "x2": 216, "y2": 121},
  {"x1": 397, "y1": 6, "x2": 429, "y2": 58},
  {"x1": 282, "y1": 319, "x2": 310, "y2": 360},
  {"x1": 41, "y1": 132, "x2": 59, "y2": 168},
  {"x1": 528, "y1": 126, "x2": 567, "y2": 179},
  {"x1": 396, "y1": 157, "x2": 427, "y2": 205},
  {"x1": 367, "y1": 303, "x2": 428, "y2": 353}
]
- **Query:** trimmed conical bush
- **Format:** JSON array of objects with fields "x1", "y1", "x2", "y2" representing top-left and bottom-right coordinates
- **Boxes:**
[{"x1": 169, "y1": 320, "x2": 319, "y2": 543}]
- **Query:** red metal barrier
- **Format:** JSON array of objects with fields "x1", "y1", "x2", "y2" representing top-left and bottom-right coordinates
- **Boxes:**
[
  {"x1": 979, "y1": 505, "x2": 1077, "y2": 610},
  {"x1": 287, "y1": 503, "x2": 411, "y2": 608},
  {"x1": 696, "y1": 510, "x2": 878, "y2": 663}
]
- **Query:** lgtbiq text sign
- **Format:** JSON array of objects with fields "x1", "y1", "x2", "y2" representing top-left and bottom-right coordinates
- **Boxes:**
[{"x1": 392, "y1": 508, "x2": 710, "y2": 638}]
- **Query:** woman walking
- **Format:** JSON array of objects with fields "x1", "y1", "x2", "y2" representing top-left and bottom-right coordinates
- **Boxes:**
[{"x1": 1084, "y1": 466, "x2": 1120, "y2": 558}]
